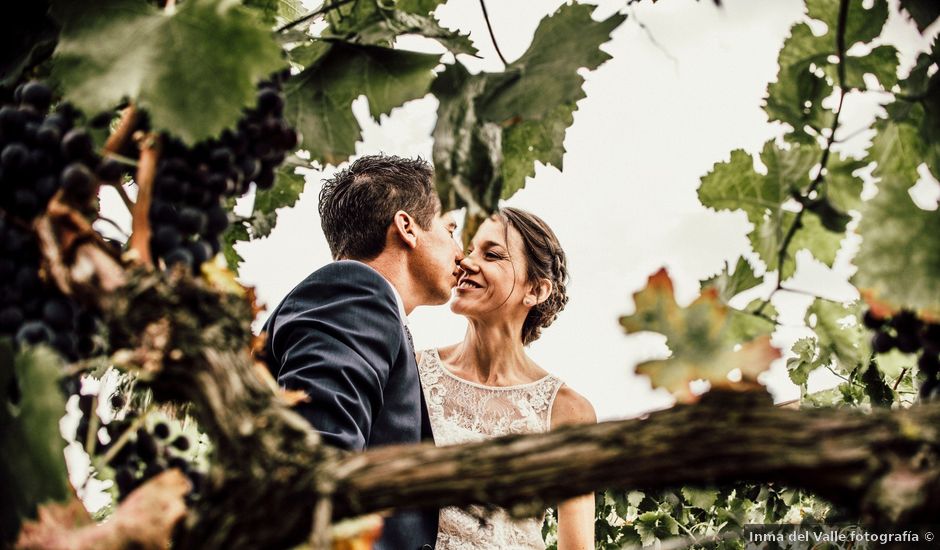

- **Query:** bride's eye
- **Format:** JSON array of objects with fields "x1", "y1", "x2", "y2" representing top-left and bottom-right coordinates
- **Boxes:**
[{"x1": 485, "y1": 251, "x2": 503, "y2": 260}]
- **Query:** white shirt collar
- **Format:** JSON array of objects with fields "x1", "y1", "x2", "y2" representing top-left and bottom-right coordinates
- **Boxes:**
[{"x1": 385, "y1": 278, "x2": 409, "y2": 327}]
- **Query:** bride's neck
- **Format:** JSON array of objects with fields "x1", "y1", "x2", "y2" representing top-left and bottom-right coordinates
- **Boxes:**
[{"x1": 448, "y1": 320, "x2": 531, "y2": 384}]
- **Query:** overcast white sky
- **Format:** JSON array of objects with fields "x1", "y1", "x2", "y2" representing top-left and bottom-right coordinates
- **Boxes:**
[{"x1": 93, "y1": 0, "x2": 937, "y2": 421}]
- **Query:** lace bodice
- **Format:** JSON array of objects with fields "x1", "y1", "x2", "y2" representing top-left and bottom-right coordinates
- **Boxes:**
[{"x1": 418, "y1": 349, "x2": 564, "y2": 550}]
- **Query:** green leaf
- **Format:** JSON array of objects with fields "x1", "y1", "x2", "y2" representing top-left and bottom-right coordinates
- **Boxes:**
[
  {"x1": 806, "y1": 0, "x2": 888, "y2": 47},
  {"x1": 824, "y1": 154, "x2": 866, "y2": 213},
  {"x1": 221, "y1": 220, "x2": 250, "y2": 274},
  {"x1": 284, "y1": 43, "x2": 440, "y2": 164},
  {"x1": 250, "y1": 157, "x2": 308, "y2": 237},
  {"x1": 701, "y1": 256, "x2": 763, "y2": 303},
  {"x1": 288, "y1": 40, "x2": 331, "y2": 67},
  {"x1": 355, "y1": 12, "x2": 477, "y2": 56},
  {"x1": 431, "y1": 5, "x2": 625, "y2": 212},
  {"x1": 244, "y1": 0, "x2": 279, "y2": 24},
  {"x1": 725, "y1": 300, "x2": 777, "y2": 344},
  {"x1": 786, "y1": 208, "x2": 844, "y2": 269},
  {"x1": 634, "y1": 511, "x2": 679, "y2": 547},
  {"x1": 699, "y1": 141, "x2": 841, "y2": 278},
  {"x1": 431, "y1": 62, "x2": 500, "y2": 214},
  {"x1": 397, "y1": 0, "x2": 446, "y2": 14},
  {"x1": 0, "y1": 344, "x2": 71, "y2": 542},
  {"x1": 682, "y1": 487, "x2": 718, "y2": 510},
  {"x1": 843, "y1": 45, "x2": 899, "y2": 90},
  {"x1": 787, "y1": 337, "x2": 821, "y2": 385},
  {"x1": 898, "y1": 0, "x2": 940, "y2": 33},
  {"x1": 765, "y1": 23, "x2": 834, "y2": 141},
  {"x1": 324, "y1": 0, "x2": 474, "y2": 55},
  {"x1": 476, "y1": 4, "x2": 625, "y2": 124},
  {"x1": 52, "y1": 0, "x2": 285, "y2": 144},
  {"x1": 277, "y1": 0, "x2": 307, "y2": 21},
  {"x1": 861, "y1": 359, "x2": 893, "y2": 407},
  {"x1": 627, "y1": 490, "x2": 646, "y2": 508},
  {"x1": 854, "y1": 119, "x2": 940, "y2": 316},
  {"x1": 500, "y1": 103, "x2": 574, "y2": 199},
  {"x1": 805, "y1": 298, "x2": 866, "y2": 373}
]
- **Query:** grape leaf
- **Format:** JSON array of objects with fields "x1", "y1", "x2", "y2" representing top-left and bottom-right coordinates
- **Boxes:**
[
  {"x1": 765, "y1": 23, "x2": 834, "y2": 142},
  {"x1": 476, "y1": 4, "x2": 625, "y2": 124},
  {"x1": 397, "y1": 0, "x2": 446, "y2": 14},
  {"x1": 699, "y1": 142, "x2": 842, "y2": 279},
  {"x1": 681, "y1": 488, "x2": 718, "y2": 510},
  {"x1": 768, "y1": 1, "x2": 889, "y2": 140},
  {"x1": 788, "y1": 337, "x2": 821, "y2": 385},
  {"x1": 854, "y1": 118, "x2": 940, "y2": 316},
  {"x1": 806, "y1": 0, "x2": 888, "y2": 48},
  {"x1": 500, "y1": 104, "x2": 574, "y2": 199},
  {"x1": 52, "y1": 0, "x2": 284, "y2": 144},
  {"x1": 0, "y1": 344, "x2": 71, "y2": 543},
  {"x1": 620, "y1": 269, "x2": 781, "y2": 402},
  {"x1": 725, "y1": 300, "x2": 777, "y2": 344},
  {"x1": 221, "y1": 220, "x2": 250, "y2": 274},
  {"x1": 250, "y1": 157, "x2": 308, "y2": 238},
  {"x1": 898, "y1": 0, "x2": 940, "y2": 33},
  {"x1": 823, "y1": 154, "x2": 866, "y2": 213},
  {"x1": 805, "y1": 298, "x2": 867, "y2": 374},
  {"x1": 701, "y1": 256, "x2": 763, "y2": 303},
  {"x1": 284, "y1": 43, "x2": 440, "y2": 164},
  {"x1": 861, "y1": 360, "x2": 893, "y2": 407},
  {"x1": 353, "y1": 12, "x2": 477, "y2": 56},
  {"x1": 325, "y1": 0, "x2": 475, "y2": 56},
  {"x1": 634, "y1": 511, "x2": 679, "y2": 547},
  {"x1": 244, "y1": 0, "x2": 279, "y2": 24},
  {"x1": 431, "y1": 4, "x2": 624, "y2": 224},
  {"x1": 431, "y1": 62, "x2": 500, "y2": 215},
  {"x1": 842, "y1": 45, "x2": 899, "y2": 90}
]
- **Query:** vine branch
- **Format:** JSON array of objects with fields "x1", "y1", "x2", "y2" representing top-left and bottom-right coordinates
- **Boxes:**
[
  {"x1": 103, "y1": 105, "x2": 140, "y2": 156},
  {"x1": 127, "y1": 134, "x2": 159, "y2": 268},
  {"x1": 754, "y1": 0, "x2": 850, "y2": 317},
  {"x1": 479, "y1": 0, "x2": 509, "y2": 66},
  {"x1": 275, "y1": 0, "x2": 357, "y2": 33}
]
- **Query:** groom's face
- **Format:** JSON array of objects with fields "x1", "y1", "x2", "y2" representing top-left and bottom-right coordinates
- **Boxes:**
[{"x1": 413, "y1": 207, "x2": 463, "y2": 305}]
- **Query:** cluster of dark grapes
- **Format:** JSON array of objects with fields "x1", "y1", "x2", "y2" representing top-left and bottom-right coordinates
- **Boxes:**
[
  {"x1": 0, "y1": 81, "x2": 111, "y2": 361},
  {"x1": 150, "y1": 71, "x2": 297, "y2": 273},
  {"x1": 864, "y1": 309, "x2": 940, "y2": 400},
  {"x1": 76, "y1": 393, "x2": 205, "y2": 502}
]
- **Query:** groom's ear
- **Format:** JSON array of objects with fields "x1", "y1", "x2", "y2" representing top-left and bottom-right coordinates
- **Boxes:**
[{"x1": 391, "y1": 210, "x2": 419, "y2": 249}]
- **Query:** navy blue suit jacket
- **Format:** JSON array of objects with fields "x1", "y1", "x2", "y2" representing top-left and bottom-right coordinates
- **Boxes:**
[{"x1": 264, "y1": 261, "x2": 438, "y2": 550}]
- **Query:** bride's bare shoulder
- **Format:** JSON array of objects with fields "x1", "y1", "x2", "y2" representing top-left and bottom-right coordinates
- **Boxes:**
[{"x1": 550, "y1": 385, "x2": 597, "y2": 429}]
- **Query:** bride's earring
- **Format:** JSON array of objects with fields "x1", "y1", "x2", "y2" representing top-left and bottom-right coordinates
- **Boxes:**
[{"x1": 523, "y1": 297, "x2": 535, "y2": 306}]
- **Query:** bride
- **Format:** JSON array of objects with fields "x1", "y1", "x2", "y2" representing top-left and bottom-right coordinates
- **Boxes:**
[{"x1": 418, "y1": 207, "x2": 596, "y2": 550}]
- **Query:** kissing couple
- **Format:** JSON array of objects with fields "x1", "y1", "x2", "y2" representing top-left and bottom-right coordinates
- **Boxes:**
[{"x1": 264, "y1": 155, "x2": 596, "y2": 550}]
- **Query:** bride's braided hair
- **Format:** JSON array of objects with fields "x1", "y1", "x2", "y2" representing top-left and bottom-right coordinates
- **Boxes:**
[{"x1": 497, "y1": 207, "x2": 569, "y2": 346}]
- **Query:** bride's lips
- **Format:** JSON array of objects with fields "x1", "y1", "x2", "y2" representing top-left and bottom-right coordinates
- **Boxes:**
[{"x1": 456, "y1": 275, "x2": 484, "y2": 291}]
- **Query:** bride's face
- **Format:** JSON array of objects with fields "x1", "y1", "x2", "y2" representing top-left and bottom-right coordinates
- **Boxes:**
[{"x1": 451, "y1": 217, "x2": 532, "y2": 320}]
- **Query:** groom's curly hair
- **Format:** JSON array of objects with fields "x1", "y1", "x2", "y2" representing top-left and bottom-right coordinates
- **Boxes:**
[
  {"x1": 319, "y1": 155, "x2": 438, "y2": 260},
  {"x1": 498, "y1": 208, "x2": 569, "y2": 345}
]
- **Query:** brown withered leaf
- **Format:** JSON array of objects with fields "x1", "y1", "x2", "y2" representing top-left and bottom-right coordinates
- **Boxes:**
[{"x1": 16, "y1": 470, "x2": 190, "y2": 550}]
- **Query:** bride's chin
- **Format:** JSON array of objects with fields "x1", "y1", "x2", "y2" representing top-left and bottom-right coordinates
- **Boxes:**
[{"x1": 449, "y1": 298, "x2": 474, "y2": 316}]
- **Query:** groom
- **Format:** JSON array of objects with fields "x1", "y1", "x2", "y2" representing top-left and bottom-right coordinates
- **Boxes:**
[{"x1": 263, "y1": 155, "x2": 463, "y2": 550}]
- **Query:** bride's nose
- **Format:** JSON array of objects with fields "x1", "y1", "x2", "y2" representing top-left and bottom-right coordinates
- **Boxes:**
[{"x1": 459, "y1": 256, "x2": 479, "y2": 273}]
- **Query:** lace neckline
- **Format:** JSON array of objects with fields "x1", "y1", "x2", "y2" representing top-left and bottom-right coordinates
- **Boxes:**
[{"x1": 427, "y1": 349, "x2": 555, "y2": 391}]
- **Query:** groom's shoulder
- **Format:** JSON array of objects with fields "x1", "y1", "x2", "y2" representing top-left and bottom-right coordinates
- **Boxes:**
[
  {"x1": 303, "y1": 260, "x2": 390, "y2": 294},
  {"x1": 280, "y1": 260, "x2": 396, "y2": 311}
]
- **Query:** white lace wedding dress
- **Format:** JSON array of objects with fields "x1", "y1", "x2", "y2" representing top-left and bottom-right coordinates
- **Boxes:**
[{"x1": 418, "y1": 348, "x2": 565, "y2": 550}]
